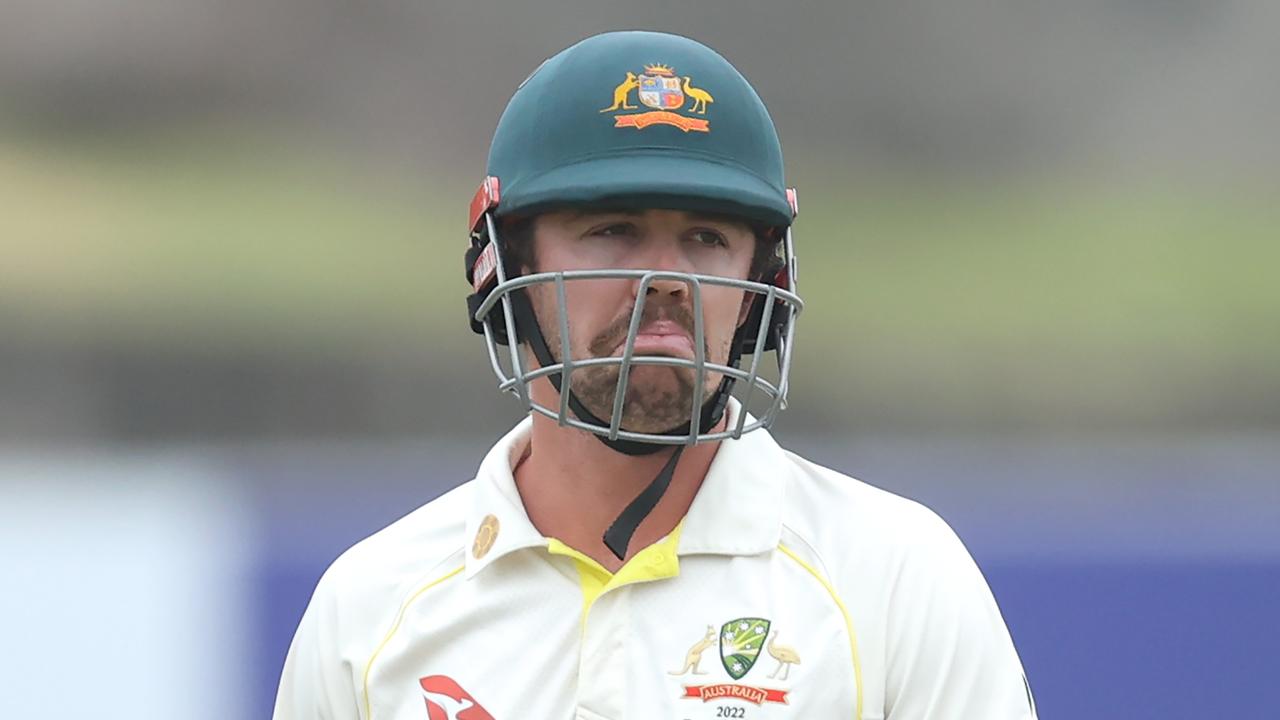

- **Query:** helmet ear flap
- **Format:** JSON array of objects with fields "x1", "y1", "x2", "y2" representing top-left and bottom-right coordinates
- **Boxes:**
[
  {"x1": 464, "y1": 176, "x2": 514, "y2": 345},
  {"x1": 465, "y1": 237, "x2": 517, "y2": 346},
  {"x1": 739, "y1": 193, "x2": 800, "y2": 354},
  {"x1": 736, "y1": 255, "x2": 792, "y2": 353}
]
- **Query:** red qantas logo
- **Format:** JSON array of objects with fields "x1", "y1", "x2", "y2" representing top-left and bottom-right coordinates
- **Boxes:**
[{"x1": 419, "y1": 676, "x2": 495, "y2": 720}]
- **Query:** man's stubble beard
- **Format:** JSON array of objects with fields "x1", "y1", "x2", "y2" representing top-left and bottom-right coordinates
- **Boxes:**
[{"x1": 533, "y1": 291, "x2": 731, "y2": 434}]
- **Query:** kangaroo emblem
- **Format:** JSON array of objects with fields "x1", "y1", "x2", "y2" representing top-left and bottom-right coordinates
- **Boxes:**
[
  {"x1": 669, "y1": 625, "x2": 717, "y2": 675},
  {"x1": 600, "y1": 72, "x2": 639, "y2": 112}
]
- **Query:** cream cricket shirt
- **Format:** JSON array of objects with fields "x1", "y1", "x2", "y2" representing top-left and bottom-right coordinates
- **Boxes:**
[{"x1": 274, "y1": 403, "x2": 1036, "y2": 720}]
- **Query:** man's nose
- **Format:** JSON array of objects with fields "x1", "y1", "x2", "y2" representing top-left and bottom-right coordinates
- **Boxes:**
[
  {"x1": 645, "y1": 275, "x2": 690, "y2": 300},
  {"x1": 637, "y1": 238, "x2": 693, "y2": 298}
]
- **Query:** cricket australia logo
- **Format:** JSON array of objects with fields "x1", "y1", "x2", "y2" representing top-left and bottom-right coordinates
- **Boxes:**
[
  {"x1": 720, "y1": 617, "x2": 770, "y2": 680},
  {"x1": 600, "y1": 63, "x2": 714, "y2": 133},
  {"x1": 673, "y1": 617, "x2": 795, "y2": 706}
]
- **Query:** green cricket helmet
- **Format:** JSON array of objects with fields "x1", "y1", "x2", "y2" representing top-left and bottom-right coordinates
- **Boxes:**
[
  {"x1": 463, "y1": 30, "x2": 803, "y2": 558},
  {"x1": 483, "y1": 30, "x2": 794, "y2": 228}
]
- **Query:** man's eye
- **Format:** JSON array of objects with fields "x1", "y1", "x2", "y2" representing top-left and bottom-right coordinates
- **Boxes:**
[{"x1": 690, "y1": 230, "x2": 728, "y2": 248}]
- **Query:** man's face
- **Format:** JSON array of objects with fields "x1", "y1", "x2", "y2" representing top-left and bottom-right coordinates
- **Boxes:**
[{"x1": 522, "y1": 208, "x2": 757, "y2": 434}]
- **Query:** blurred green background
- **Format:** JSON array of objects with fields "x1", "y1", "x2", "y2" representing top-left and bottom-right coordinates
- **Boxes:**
[
  {"x1": 3, "y1": 125, "x2": 1275, "y2": 440},
  {"x1": 2, "y1": 0, "x2": 1280, "y2": 443},
  {"x1": 4, "y1": 0, "x2": 1278, "y2": 443}
]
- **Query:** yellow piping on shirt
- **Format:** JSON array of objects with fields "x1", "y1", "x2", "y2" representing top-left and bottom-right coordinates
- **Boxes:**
[
  {"x1": 546, "y1": 540, "x2": 609, "y2": 630},
  {"x1": 778, "y1": 542, "x2": 864, "y2": 720},
  {"x1": 361, "y1": 564, "x2": 464, "y2": 720}
]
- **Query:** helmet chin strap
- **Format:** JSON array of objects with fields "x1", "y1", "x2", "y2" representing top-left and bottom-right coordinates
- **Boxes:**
[{"x1": 507, "y1": 286, "x2": 744, "y2": 560}]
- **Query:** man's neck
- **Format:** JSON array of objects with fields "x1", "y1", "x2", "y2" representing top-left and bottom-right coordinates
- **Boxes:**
[{"x1": 513, "y1": 392, "x2": 723, "y2": 573}]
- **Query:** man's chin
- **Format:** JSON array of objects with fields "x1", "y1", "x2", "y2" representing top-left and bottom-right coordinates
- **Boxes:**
[
  {"x1": 573, "y1": 393, "x2": 698, "y2": 435},
  {"x1": 568, "y1": 361, "x2": 725, "y2": 434},
  {"x1": 613, "y1": 419, "x2": 692, "y2": 436},
  {"x1": 619, "y1": 389, "x2": 714, "y2": 435},
  {"x1": 624, "y1": 363, "x2": 694, "y2": 386}
]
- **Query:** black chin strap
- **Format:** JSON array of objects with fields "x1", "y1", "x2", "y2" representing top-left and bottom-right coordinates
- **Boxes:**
[
  {"x1": 602, "y1": 444, "x2": 685, "y2": 559},
  {"x1": 507, "y1": 286, "x2": 745, "y2": 560}
]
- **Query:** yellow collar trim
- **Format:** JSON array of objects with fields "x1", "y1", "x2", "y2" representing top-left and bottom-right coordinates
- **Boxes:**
[{"x1": 548, "y1": 521, "x2": 684, "y2": 629}]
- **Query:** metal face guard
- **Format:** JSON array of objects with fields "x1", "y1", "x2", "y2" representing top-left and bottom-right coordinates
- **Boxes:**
[{"x1": 472, "y1": 214, "x2": 803, "y2": 446}]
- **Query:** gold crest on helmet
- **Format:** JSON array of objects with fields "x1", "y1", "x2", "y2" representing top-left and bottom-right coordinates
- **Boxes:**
[{"x1": 600, "y1": 62, "x2": 713, "y2": 133}]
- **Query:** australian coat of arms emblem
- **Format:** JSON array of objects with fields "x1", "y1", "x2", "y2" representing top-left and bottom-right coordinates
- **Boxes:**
[{"x1": 600, "y1": 63, "x2": 713, "y2": 132}]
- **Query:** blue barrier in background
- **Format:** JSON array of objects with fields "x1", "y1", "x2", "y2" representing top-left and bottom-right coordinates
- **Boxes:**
[
  {"x1": 988, "y1": 561, "x2": 1279, "y2": 717},
  {"x1": 246, "y1": 437, "x2": 1280, "y2": 718}
]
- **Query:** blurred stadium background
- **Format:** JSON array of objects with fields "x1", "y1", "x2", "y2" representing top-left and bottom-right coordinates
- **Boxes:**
[{"x1": 1, "y1": 1, "x2": 1277, "y2": 717}]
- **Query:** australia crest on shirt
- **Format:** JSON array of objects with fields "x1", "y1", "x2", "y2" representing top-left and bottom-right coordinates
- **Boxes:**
[{"x1": 668, "y1": 617, "x2": 800, "y2": 707}]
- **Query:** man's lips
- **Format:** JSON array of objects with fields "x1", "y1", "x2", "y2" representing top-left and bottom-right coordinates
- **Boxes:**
[{"x1": 611, "y1": 321, "x2": 696, "y2": 359}]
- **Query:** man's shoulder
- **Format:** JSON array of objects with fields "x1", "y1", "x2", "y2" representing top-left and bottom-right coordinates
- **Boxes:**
[
  {"x1": 777, "y1": 448, "x2": 963, "y2": 566},
  {"x1": 781, "y1": 449, "x2": 944, "y2": 530},
  {"x1": 314, "y1": 480, "x2": 474, "y2": 610}
]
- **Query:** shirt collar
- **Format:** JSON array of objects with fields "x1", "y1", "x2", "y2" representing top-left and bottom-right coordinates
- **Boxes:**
[
  {"x1": 677, "y1": 398, "x2": 788, "y2": 557},
  {"x1": 464, "y1": 399, "x2": 788, "y2": 578},
  {"x1": 464, "y1": 416, "x2": 547, "y2": 579}
]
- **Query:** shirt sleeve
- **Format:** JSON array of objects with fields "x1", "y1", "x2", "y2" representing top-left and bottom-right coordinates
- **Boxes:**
[
  {"x1": 883, "y1": 507, "x2": 1037, "y2": 719},
  {"x1": 273, "y1": 566, "x2": 363, "y2": 720}
]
